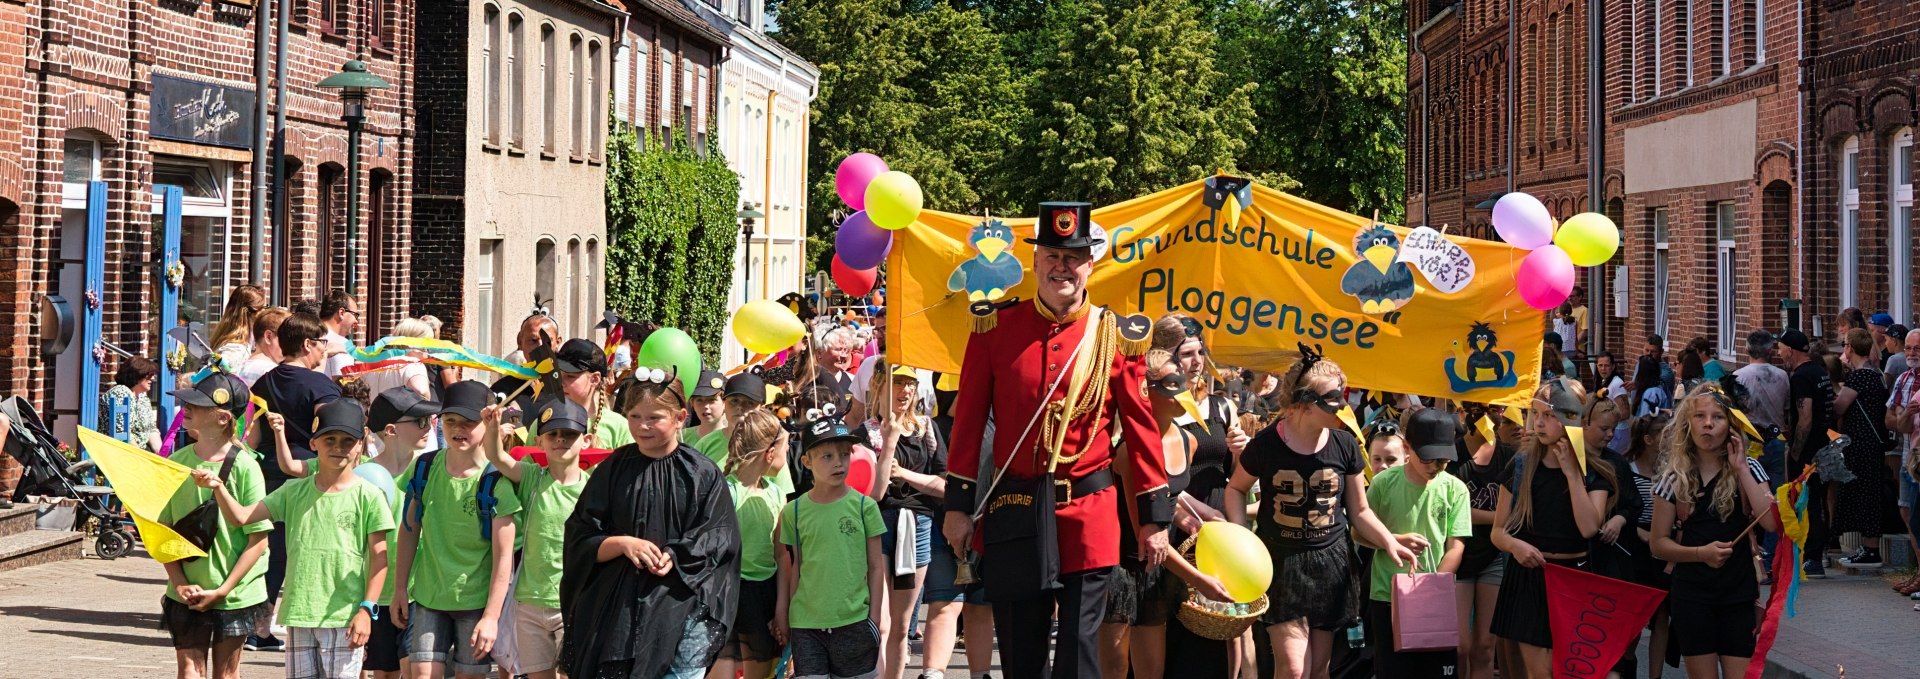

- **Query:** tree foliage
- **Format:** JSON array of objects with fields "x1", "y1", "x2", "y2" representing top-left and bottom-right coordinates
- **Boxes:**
[{"x1": 604, "y1": 121, "x2": 743, "y2": 361}]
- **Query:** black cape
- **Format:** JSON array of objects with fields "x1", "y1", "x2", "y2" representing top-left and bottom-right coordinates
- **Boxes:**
[{"x1": 560, "y1": 443, "x2": 740, "y2": 678}]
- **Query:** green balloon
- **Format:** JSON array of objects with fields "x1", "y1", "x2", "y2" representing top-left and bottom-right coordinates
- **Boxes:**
[{"x1": 635, "y1": 328, "x2": 703, "y2": 397}]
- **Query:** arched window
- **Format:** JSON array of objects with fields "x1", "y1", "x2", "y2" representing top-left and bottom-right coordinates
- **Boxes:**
[
  {"x1": 318, "y1": 164, "x2": 345, "y2": 293},
  {"x1": 535, "y1": 238, "x2": 557, "y2": 311},
  {"x1": 1892, "y1": 128, "x2": 1914, "y2": 322},
  {"x1": 585, "y1": 238, "x2": 600, "y2": 333},
  {"x1": 567, "y1": 238, "x2": 581, "y2": 337},
  {"x1": 484, "y1": 5, "x2": 501, "y2": 145},
  {"x1": 368, "y1": 171, "x2": 393, "y2": 332},
  {"x1": 589, "y1": 41, "x2": 604, "y2": 158},
  {"x1": 1840, "y1": 136, "x2": 1860, "y2": 309},
  {"x1": 542, "y1": 25, "x2": 557, "y2": 154},
  {"x1": 509, "y1": 14, "x2": 525, "y2": 149},
  {"x1": 571, "y1": 34, "x2": 584, "y2": 156}
]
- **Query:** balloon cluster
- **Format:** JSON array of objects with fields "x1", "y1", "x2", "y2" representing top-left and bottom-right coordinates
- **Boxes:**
[
  {"x1": 1492, "y1": 193, "x2": 1621, "y2": 310},
  {"x1": 831, "y1": 153, "x2": 923, "y2": 296}
]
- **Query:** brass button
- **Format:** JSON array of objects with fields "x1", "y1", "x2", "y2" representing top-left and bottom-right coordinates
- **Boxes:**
[
  {"x1": 1052, "y1": 343, "x2": 1062, "y2": 351},
  {"x1": 1049, "y1": 363, "x2": 1059, "y2": 371}
]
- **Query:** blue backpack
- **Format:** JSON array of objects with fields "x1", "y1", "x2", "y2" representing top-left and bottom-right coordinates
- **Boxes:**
[{"x1": 401, "y1": 450, "x2": 508, "y2": 541}]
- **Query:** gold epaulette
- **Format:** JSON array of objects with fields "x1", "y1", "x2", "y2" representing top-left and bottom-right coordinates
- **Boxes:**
[
  {"x1": 1115, "y1": 312, "x2": 1152, "y2": 357},
  {"x1": 969, "y1": 300, "x2": 999, "y2": 334}
]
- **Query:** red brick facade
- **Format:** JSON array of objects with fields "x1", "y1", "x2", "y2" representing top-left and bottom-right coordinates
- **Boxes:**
[
  {"x1": 0, "y1": 1, "x2": 413, "y2": 423},
  {"x1": 612, "y1": 0, "x2": 726, "y2": 143}
]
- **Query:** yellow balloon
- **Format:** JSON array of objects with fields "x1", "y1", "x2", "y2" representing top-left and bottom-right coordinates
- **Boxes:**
[
  {"x1": 1194, "y1": 522, "x2": 1273, "y2": 604},
  {"x1": 864, "y1": 171, "x2": 924, "y2": 230},
  {"x1": 732, "y1": 300, "x2": 806, "y2": 355},
  {"x1": 1556, "y1": 212, "x2": 1621, "y2": 266}
]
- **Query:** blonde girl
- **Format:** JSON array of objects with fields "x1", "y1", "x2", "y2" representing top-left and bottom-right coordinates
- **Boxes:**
[{"x1": 709, "y1": 410, "x2": 791, "y2": 679}]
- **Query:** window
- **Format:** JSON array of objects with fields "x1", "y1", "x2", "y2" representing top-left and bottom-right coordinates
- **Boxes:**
[
  {"x1": 1654, "y1": 208, "x2": 1671, "y2": 338},
  {"x1": 659, "y1": 48, "x2": 674, "y2": 137},
  {"x1": 567, "y1": 238, "x2": 582, "y2": 337},
  {"x1": 1893, "y1": 129, "x2": 1914, "y2": 323},
  {"x1": 1842, "y1": 136, "x2": 1860, "y2": 309},
  {"x1": 571, "y1": 35, "x2": 584, "y2": 156},
  {"x1": 477, "y1": 239, "x2": 500, "y2": 357},
  {"x1": 374, "y1": 0, "x2": 394, "y2": 49},
  {"x1": 483, "y1": 5, "x2": 501, "y2": 145},
  {"x1": 152, "y1": 157, "x2": 238, "y2": 328},
  {"x1": 1717, "y1": 0, "x2": 1731, "y2": 77},
  {"x1": 509, "y1": 14, "x2": 525, "y2": 148},
  {"x1": 62, "y1": 137, "x2": 101, "y2": 205},
  {"x1": 319, "y1": 165, "x2": 343, "y2": 293},
  {"x1": 1679, "y1": 0, "x2": 1694, "y2": 87},
  {"x1": 1750, "y1": 0, "x2": 1765, "y2": 65},
  {"x1": 1653, "y1": 0, "x2": 1665, "y2": 96},
  {"x1": 1715, "y1": 201, "x2": 1737, "y2": 360},
  {"x1": 635, "y1": 41, "x2": 649, "y2": 129},
  {"x1": 695, "y1": 66, "x2": 708, "y2": 145},
  {"x1": 535, "y1": 239, "x2": 556, "y2": 311},
  {"x1": 542, "y1": 25, "x2": 557, "y2": 154},
  {"x1": 321, "y1": 0, "x2": 346, "y2": 35},
  {"x1": 368, "y1": 172, "x2": 391, "y2": 331},
  {"x1": 586, "y1": 239, "x2": 600, "y2": 333},
  {"x1": 590, "y1": 41, "x2": 603, "y2": 158}
]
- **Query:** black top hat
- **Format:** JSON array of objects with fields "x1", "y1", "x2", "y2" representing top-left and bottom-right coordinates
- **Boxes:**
[{"x1": 1025, "y1": 202, "x2": 1103, "y2": 250}]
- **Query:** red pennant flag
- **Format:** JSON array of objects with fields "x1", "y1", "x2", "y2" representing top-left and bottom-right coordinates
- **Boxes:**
[{"x1": 1545, "y1": 563, "x2": 1668, "y2": 679}]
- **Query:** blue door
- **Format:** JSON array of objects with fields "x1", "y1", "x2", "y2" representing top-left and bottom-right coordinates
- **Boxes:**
[{"x1": 155, "y1": 186, "x2": 184, "y2": 423}]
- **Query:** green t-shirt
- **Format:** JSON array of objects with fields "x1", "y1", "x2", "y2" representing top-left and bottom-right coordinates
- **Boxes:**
[
  {"x1": 353, "y1": 462, "x2": 402, "y2": 607},
  {"x1": 514, "y1": 464, "x2": 588, "y2": 609},
  {"x1": 160, "y1": 445, "x2": 273, "y2": 610},
  {"x1": 522, "y1": 406, "x2": 632, "y2": 451},
  {"x1": 729, "y1": 475, "x2": 786, "y2": 582},
  {"x1": 263, "y1": 475, "x2": 395, "y2": 627},
  {"x1": 779, "y1": 490, "x2": 885, "y2": 629},
  {"x1": 395, "y1": 451, "x2": 523, "y2": 611},
  {"x1": 1364, "y1": 466, "x2": 1473, "y2": 602},
  {"x1": 699, "y1": 428, "x2": 796, "y2": 495}
]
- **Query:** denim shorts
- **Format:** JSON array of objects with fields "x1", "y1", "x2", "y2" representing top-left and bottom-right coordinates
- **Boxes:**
[
  {"x1": 407, "y1": 604, "x2": 491, "y2": 676},
  {"x1": 922, "y1": 541, "x2": 989, "y2": 605},
  {"x1": 879, "y1": 509, "x2": 933, "y2": 569},
  {"x1": 1456, "y1": 554, "x2": 1506, "y2": 587}
]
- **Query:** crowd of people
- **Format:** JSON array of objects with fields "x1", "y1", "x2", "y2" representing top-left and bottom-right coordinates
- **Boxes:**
[{"x1": 46, "y1": 254, "x2": 1918, "y2": 679}]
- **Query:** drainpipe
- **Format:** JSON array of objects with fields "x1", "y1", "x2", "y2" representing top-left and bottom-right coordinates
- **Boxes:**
[
  {"x1": 763, "y1": 88, "x2": 777, "y2": 300},
  {"x1": 1587, "y1": 0, "x2": 1605, "y2": 357},
  {"x1": 270, "y1": 0, "x2": 290, "y2": 305},
  {"x1": 249, "y1": 0, "x2": 270, "y2": 283},
  {"x1": 1509, "y1": 0, "x2": 1517, "y2": 195},
  {"x1": 1413, "y1": 8, "x2": 1451, "y2": 223},
  {"x1": 1794, "y1": 0, "x2": 1805, "y2": 303}
]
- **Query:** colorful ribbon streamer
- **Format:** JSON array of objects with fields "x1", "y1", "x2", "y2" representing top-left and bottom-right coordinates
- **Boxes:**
[{"x1": 351, "y1": 336, "x2": 542, "y2": 381}]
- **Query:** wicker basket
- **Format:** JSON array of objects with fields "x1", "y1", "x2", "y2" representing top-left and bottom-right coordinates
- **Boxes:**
[{"x1": 1174, "y1": 535, "x2": 1268, "y2": 641}]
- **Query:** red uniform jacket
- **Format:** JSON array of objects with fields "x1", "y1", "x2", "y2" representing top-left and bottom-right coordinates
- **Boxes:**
[{"x1": 946, "y1": 299, "x2": 1171, "y2": 573}]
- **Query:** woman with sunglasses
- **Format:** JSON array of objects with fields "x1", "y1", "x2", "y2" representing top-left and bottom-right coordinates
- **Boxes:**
[
  {"x1": 1100, "y1": 349, "x2": 1235, "y2": 679},
  {"x1": 1227, "y1": 345, "x2": 1413, "y2": 679},
  {"x1": 1490, "y1": 378, "x2": 1610, "y2": 679}
]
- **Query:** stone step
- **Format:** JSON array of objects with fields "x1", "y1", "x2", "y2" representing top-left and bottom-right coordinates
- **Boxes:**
[
  {"x1": 0, "y1": 505, "x2": 38, "y2": 538},
  {"x1": 0, "y1": 529, "x2": 84, "y2": 573}
]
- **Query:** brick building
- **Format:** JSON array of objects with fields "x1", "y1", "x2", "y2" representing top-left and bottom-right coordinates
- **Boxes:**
[
  {"x1": 1802, "y1": 1, "x2": 1918, "y2": 328},
  {"x1": 409, "y1": 0, "x2": 621, "y2": 357},
  {"x1": 0, "y1": 1, "x2": 412, "y2": 440}
]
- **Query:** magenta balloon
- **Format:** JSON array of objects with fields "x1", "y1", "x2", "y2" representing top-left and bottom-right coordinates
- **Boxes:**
[
  {"x1": 1516, "y1": 245, "x2": 1576, "y2": 310},
  {"x1": 835, "y1": 153, "x2": 890, "y2": 210},
  {"x1": 835, "y1": 211, "x2": 894, "y2": 270},
  {"x1": 1492, "y1": 192, "x2": 1555, "y2": 250}
]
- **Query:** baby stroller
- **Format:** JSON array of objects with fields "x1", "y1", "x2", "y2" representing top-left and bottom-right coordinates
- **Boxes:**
[{"x1": 1, "y1": 396, "x2": 136, "y2": 558}]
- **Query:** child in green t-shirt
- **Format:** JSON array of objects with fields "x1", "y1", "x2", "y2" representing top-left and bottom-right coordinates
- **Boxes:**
[
  {"x1": 481, "y1": 398, "x2": 589, "y2": 679},
  {"x1": 682, "y1": 369, "x2": 729, "y2": 446},
  {"x1": 196, "y1": 399, "x2": 394, "y2": 679},
  {"x1": 390, "y1": 381, "x2": 522, "y2": 679},
  {"x1": 777, "y1": 409, "x2": 888, "y2": 679},
  {"x1": 158, "y1": 372, "x2": 274, "y2": 679},
  {"x1": 1362, "y1": 409, "x2": 1473, "y2": 678},
  {"x1": 714, "y1": 409, "x2": 791, "y2": 679}
]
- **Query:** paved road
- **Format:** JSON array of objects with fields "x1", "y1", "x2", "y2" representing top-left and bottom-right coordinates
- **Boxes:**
[{"x1": 0, "y1": 552, "x2": 1911, "y2": 679}]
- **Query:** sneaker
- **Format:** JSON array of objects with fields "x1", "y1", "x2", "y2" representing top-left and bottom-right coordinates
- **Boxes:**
[
  {"x1": 1804, "y1": 560, "x2": 1827, "y2": 579},
  {"x1": 920, "y1": 672, "x2": 946, "y2": 679},
  {"x1": 245, "y1": 634, "x2": 285, "y2": 652},
  {"x1": 1840, "y1": 549, "x2": 1883, "y2": 567}
]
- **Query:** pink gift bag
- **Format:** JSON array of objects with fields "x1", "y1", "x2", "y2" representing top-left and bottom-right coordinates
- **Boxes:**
[{"x1": 1392, "y1": 565, "x2": 1460, "y2": 652}]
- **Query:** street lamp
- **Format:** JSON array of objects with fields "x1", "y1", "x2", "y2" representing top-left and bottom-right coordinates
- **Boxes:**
[
  {"x1": 737, "y1": 204, "x2": 765, "y2": 363},
  {"x1": 317, "y1": 57, "x2": 391, "y2": 295}
]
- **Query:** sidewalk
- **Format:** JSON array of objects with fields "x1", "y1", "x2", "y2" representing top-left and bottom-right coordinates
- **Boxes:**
[{"x1": 1755, "y1": 570, "x2": 1920, "y2": 679}]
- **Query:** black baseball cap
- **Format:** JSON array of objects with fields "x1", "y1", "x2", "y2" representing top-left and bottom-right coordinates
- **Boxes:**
[
  {"x1": 171, "y1": 372, "x2": 251, "y2": 416},
  {"x1": 535, "y1": 399, "x2": 591, "y2": 435},
  {"x1": 441, "y1": 380, "x2": 496, "y2": 421},
  {"x1": 555, "y1": 338, "x2": 609, "y2": 374},
  {"x1": 312, "y1": 400, "x2": 368, "y2": 440},
  {"x1": 1779, "y1": 329, "x2": 1811, "y2": 353},
  {"x1": 801, "y1": 411, "x2": 861, "y2": 452},
  {"x1": 691, "y1": 370, "x2": 728, "y2": 398},
  {"x1": 725, "y1": 372, "x2": 767, "y2": 405},
  {"x1": 1404, "y1": 408, "x2": 1459, "y2": 462},
  {"x1": 369, "y1": 387, "x2": 441, "y2": 432}
]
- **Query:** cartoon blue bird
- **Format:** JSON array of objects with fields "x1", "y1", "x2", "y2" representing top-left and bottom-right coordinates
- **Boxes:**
[
  {"x1": 1339, "y1": 224, "x2": 1418, "y2": 314},
  {"x1": 947, "y1": 218, "x2": 1024, "y2": 301}
]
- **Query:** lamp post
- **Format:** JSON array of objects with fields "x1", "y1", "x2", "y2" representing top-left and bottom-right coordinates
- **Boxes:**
[
  {"x1": 737, "y1": 204, "x2": 765, "y2": 363},
  {"x1": 317, "y1": 57, "x2": 391, "y2": 295}
]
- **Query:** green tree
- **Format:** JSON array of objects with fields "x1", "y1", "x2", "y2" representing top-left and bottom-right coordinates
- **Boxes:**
[
  {"x1": 1214, "y1": 0, "x2": 1407, "y2": 222},
  {"x1": 604, "y1": 122, "x2": 743, "y2": 361},
  {"x1": 999, "y1": 0, "x2": 1260, "y2": 207}
]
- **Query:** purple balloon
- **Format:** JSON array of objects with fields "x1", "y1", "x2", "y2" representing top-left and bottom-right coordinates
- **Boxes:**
[
  {"x1": 835, "y1": 153, "x2": 890, "y2": 210},
  {"x1": 835, "y1": 211, "x2": 894, "y2": 270},
  {"x1": 1516, "y1": 244, "x2": 1575, "y2": 310},
  {"x1": 1492, "y1": 192, "x2": 1555, "y2": 250}
]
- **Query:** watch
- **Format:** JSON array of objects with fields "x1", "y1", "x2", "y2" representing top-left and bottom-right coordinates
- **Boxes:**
[{"x1": 359, "y1": 601, "x2": 379, "y2": 620}]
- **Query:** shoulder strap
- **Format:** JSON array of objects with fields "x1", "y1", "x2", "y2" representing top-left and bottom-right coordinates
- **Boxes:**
[
  {"x1": 215, "y1": 445, "x2": 242, "y2": 482},
  {"x1": 402, "y1": 450, "x2": 439, "y2": 531},
  {"x1": 477, "y1": 465, "x2": 503, "y2": 541}
]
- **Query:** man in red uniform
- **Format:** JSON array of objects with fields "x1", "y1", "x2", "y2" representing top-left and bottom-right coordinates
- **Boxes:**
[{"x1": 943, "y1": 201, "x2": 1171, "y2": 679}]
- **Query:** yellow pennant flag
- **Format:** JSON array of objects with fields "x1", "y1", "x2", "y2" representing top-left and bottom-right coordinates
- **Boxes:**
[
  {"x1": 1335, "y1": 406, "x2": 1366, "y2": 440},
  {"x1": 1566, "y1": 426, "x2": 1588, "y2": 475},
  {"x1": 1474, "y1": 413, "x2": 1497, "y2": 445},
  {"x1": 76, "y1": 427, "x2": 207, "y2": 563}
]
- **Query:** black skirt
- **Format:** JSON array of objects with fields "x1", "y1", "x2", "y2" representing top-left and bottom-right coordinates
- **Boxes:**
[
  {"x1": 1260, "y1": 533, "x2": 1362, "y2": 630},
  {"x1": 1490, "y1": 556, "x2": 1587, "y2": 648}
]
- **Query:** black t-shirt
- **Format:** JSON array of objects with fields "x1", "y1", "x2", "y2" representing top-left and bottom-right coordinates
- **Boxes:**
[
  {"x1": 1505, "y1": 454, "x2": 1608, "y2": 554},
  {"x1": 1450, "y1": 440, "x2": 1516, "y2": 575},
  {"x1": 1658, "y1": 457, "x2": 1769, "y2": 603},
  {"x1": 1788, "y1": 361, "x2": 1836, "y2": 457},
  {"x1": 250, "y1": 363, "x2": 341, "y2": 491},
  {"x1": 850, "y1": 424, "x2": 947, "y2": 517},
  {"x1": 1240, "y1": 426, "x2": 1363, "y2": 551}
]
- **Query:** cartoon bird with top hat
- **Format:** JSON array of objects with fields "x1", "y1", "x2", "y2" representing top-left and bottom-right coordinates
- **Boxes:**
[
  {"x1": 947, "y1": 217, "x2": 1024, "y2": 301},
  {"x1": 1340, "y1": 224, "x2": 1418, "y2": 314}
]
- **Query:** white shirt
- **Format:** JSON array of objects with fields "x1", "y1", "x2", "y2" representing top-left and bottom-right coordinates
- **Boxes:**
[
  {"x1": 852, "y1": 354, "x2": 936, "y2": 413},
  {"x1": 322, "y1": 331, "x2": 354, "y2": 378}
]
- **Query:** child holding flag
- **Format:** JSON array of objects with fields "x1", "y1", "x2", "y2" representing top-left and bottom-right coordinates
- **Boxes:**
[
  {"x1": 158, "y1": 372, "x2": 274, "y2": 679},
  {"x1": 1650, "y1": 385, "x2": 1776, "y2": 679},
  {"x1": 194, "y1": 399, "x2": 395, "y2": 679},
  {"x1": 480, "y1": 398, "x2": 591, "y2": 679}
]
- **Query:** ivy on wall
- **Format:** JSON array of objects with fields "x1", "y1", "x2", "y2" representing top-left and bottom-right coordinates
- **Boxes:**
[{"x1": 605, "y1": 119, "x2": 743, "y2": 363}]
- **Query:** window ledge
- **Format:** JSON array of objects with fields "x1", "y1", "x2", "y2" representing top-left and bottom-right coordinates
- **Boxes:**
[
  {"x1": 506, "y1": 146, "x2": 527, "y2": 157},
  {"x1": 541, "y1": 150, "x2": 557, "y2": 160},
  {"x1": 570, "y1": 153, "x2": 586, "y2": 164},
  {"x1": 371, "y1": 45, "x2": 397, "y2": 60},
  {"x1": 588, "y1": 156, "x2": 603, "y2": 166},
  {"x1": 482, "y1": 142, "x2": 503, "y2": 153},
  {"x1": 318, "y1": 29, "x2": 349, "y2": 46}
]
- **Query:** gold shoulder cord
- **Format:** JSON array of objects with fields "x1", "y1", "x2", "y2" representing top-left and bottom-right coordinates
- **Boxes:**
[{"x1": 1042, "y1": 312, "x2": 1118, "y2": 472}]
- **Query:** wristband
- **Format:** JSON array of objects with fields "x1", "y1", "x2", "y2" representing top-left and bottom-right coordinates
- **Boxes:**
[{"x1": 359, "y1": 600, "x2": 379, "y2": 620}]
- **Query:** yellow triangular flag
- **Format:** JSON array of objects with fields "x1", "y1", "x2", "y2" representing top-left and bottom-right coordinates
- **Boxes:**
[
  {"x1": 1336, "y1": 406, "x2": 1365, "y2": 440},
  {"x1": 1566, "y1": 426, "x2": 1588, "y2": 475},
  {"x1": 1503, "y1": 406, "x2": 1526, "y2": 427},
  {"x1": 1176, "y1": 390, "x2": 1209, "y2": 433},
  {"x1": 1474, "y1": 414, "x2": 1497, "y2": 445},
  {"x1": 76, "y1": 427, "x2": 207, "y2": 563},
  {"x1": 1729, "y1": 409, "x2": 1762, "y2": 444}
]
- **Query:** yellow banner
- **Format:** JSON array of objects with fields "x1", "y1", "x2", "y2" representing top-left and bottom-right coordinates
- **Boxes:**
[
  {"x1": 887, "y1": 178, "x2": 1542, "y2": 406},
  {"x1": 77, "y1": 427, "x2": 208, "y2": 563}
]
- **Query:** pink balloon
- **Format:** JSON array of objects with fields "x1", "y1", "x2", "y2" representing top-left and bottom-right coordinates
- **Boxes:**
[
  {"x1": 1516, "y1": 245, "x2": 1576, "y2": 310},
  {"x1": 831, "y1": 255, "x2": 878, "y2": 297},
  {"x1": 848, "y1": 446, "x2": 879, "y2": 497},
  {"x1": 835, "y1": 153, "x2": 890, "y2": 210}
]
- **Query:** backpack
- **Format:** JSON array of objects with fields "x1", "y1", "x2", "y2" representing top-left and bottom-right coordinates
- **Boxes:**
[{"x1": 402, "y1": 450, "x2": 508, "y2": 542}]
